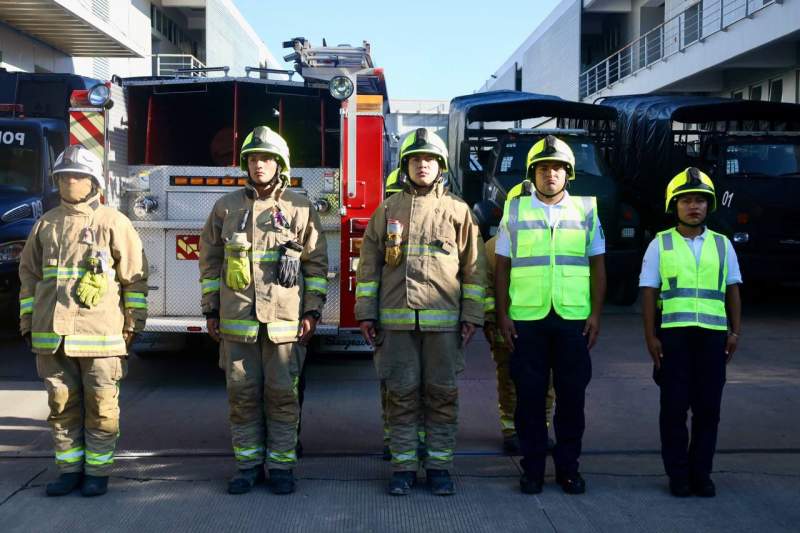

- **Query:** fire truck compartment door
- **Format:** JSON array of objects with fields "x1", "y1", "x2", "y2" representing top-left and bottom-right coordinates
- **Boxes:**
[{"x1": 166, "y1": 229, "x2": 204, "y2": 316}]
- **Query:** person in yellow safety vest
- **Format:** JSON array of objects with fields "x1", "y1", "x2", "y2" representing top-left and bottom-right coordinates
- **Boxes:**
[
  {"x1": 199, "y1": 126, "x2": 328, "y2": 495},
  {"x1": 18, "y1": 145, "x2": 149, "y2": 497},
  {"x1": 496, "y1": 135, "x2": 606, "y2": 495},
  {"x1": 639, "y1": 167, "x2": 742, "y2": 498},
  {"x1": 385, "y1": 168, "x2": 403, "y2": 198},
  {"x1": 356, "y1": 127, "x2": 487, "y2": 496},
  {"x1": 484, "y1": 233, "x2": 555, "y2": 455}
]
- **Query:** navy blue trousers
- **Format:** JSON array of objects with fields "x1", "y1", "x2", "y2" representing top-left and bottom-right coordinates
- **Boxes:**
[
  {"x1": 654, "y1": 327, "x2": 727, "y2": 483},
  {"x1": 510, "y1": 312, "x2": 592, "y2": 480}
]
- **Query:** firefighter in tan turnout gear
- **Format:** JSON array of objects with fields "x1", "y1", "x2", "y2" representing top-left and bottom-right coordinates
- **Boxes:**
[
  {"x1": 356, "y1": 128, "x2": 487, "y2": 496},
  {"x1": 199, "y1": 126, "x2": 328, "y2": 495},
  {"x1": 18, "y1": 145, "x2": 148, "y2": 497}
]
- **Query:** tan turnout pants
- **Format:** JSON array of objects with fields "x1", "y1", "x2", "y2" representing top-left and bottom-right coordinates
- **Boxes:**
[{"x1": 37, "y1": 351, "x2": 127, "y2": 476}]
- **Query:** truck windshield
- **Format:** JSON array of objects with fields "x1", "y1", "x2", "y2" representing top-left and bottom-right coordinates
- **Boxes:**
[
  {"x1": 724, "y1": 143, "x2": 800, "y2": 177},
  {"x1": 494, "y1": 136, "x2": 606, "y2": 191},
  {"x1": 0, "y1": 145, "x2": 39, "y2": 193}
]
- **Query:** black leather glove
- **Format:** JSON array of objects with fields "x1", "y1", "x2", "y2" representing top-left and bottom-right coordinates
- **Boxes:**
[{"x1": 278, "y1": 241, "x2": 303, "y2": 288}]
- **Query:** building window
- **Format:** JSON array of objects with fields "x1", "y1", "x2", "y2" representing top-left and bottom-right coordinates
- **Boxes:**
[
  {"x1": 769, "y1": 79, "x2": 783, "y2": 102},
  {"x1": 732, "y1": 91, "x2": 743, "y2": 100},
  {"x1": 749, "y1": 85, "x2": 762, "y2": 101}
]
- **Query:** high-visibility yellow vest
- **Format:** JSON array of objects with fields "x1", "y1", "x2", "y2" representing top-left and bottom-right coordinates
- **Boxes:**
[
  {"x1": 505, "y1": 194, "x2": 597, "y2": 320},
  {"x1": 657, "y1": 228, "x2": 729, "y2": 330}
]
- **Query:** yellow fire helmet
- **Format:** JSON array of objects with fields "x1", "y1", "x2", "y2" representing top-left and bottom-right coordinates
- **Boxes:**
[
  {"x1": 239, "y1": 126, "x2": 291, "y2": 180},
  {"x1": 399, "y1": 128, "x2": 449, "y2": 173},
  {"x1": 525, "y1": 135, "x2": 576, "y2": 180},
  {"x1": 664, "y1": 167, "x2": 717, "y2": 213},
  {"x1": 385, "y1": 168, "x2": 402, "y2": 195}
]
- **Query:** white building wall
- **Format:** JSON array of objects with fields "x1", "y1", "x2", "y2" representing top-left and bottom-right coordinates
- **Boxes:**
[
  {"x1": 205, "y1": 0, "x2": 271, "y2": 75},
  {"x1": 0, "y1": 0, "x2": 151, "y2": 79},
  {"x1": 0, "y1": 24, "x2": 73, "y2": 73},
  {"x1": 521, "y1": 0, "x2": 583, "y2": 100},
  {"x1": 480, "y1": 0, "x2": 583, "y2": 101}
]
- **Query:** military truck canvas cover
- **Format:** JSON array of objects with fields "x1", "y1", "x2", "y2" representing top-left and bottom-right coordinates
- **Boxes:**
[
  {"x1": 601, "y1": 94, "x2": 800, "y2": 195},
  {"x1": 448, "y1": 91, "x2": 616, "y2": 176}
]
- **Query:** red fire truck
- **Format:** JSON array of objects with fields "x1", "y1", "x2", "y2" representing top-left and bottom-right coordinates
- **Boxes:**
[{"x1": 118, "y1": 38, "x2": 390, "y2": 351}]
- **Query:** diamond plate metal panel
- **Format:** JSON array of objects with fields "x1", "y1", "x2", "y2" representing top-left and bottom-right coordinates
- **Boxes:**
[
  {"x1": 291, "y1": 168, "x2": 341, "y2": 231},
  {"x1": 167, "y1": 190, "x2": 230, "y2": 220},
  {"x1": 137, "y1": 227, "x2": 165, "y2": 317},
  {"x1": 165, "y1": 229, "x2": 204, "y2": 316},
  {"x1": 321, "y1": 231, "x2": 340, "y2": 325}
]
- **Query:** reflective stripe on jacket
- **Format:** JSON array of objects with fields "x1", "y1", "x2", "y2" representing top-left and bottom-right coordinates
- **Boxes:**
[
  {"x1": 199, "y1": 183, "x2": 328, "y2": 344},
  {"x1": 18, "y1": 196, "x2": 149, "y2": 356},
  {"x1": 355, "y1": 181, "x2": 487, "y2": 331}
]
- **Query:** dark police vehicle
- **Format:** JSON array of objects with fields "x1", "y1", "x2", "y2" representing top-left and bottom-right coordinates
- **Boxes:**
[{"x1": 0, "y1": 71, "x2": 109, "y2": 319}]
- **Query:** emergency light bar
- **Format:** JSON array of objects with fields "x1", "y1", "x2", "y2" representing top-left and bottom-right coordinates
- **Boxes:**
[{"x1": 171, "y1": 176, "x2": 248, "y2": 187}]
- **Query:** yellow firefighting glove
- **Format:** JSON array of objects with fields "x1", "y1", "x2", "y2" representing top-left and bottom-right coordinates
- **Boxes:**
[
  {"x1": 225, "y1": 232, "x2": 252, "y2": 290},
  {"x1": 278, "y1": 241, "x2": 303, "y2": 288},
  {"x1": 384, "y1": 219, "x2": 404, "y2": 267},
  {"x1": 76, "y1": 257, "x2": 107, "y2": 308}
]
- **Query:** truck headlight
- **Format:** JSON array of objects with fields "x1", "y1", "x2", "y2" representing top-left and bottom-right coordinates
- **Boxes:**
[
  {"x1": 733, "y1": 232, "x2": 749, "y2": 244},
  {"x1": 329, "y1": 76, "x2": 354, "y2": 100},
  {"x1": 0, "y1": 241, "x2": 26, "y2": 264},
  {"x1": 88, "y1": 83, "x2": 112, "y2": 108}
]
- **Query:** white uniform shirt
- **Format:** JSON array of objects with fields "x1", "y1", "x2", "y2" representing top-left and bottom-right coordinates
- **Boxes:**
[
  {"x1": 638, "y1": 228, "x2": 742, "y2": 288},
  {"x1": 495, "y1": 191, "x2": 605, "y2": 258}
]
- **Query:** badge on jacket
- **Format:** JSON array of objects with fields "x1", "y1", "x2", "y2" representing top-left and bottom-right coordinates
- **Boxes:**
[{"x1": 80, "y1": 227, "x2": 95, "y2": 245}]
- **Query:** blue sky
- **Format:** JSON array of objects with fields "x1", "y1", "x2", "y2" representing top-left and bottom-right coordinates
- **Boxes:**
[{"x1": 235, "y1": 0, "x2": 562, "y2": 101}]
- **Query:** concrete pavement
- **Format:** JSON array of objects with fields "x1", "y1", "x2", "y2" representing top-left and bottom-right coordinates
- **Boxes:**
[{"x1": 0, "y1": 299, "x2": 798, "y2": 532}]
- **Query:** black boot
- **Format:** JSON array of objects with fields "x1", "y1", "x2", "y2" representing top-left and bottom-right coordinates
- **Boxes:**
[
  {"x1": 387, "y1": 471, "x2": 416, "y2": 496},
  {"x1": 556, "y1": 472, "x2": 586, "y2": 495},
  {"x1": 227, "y1": 467, "x2": 265, "y2": 494},
  {"x1": 519, "y1": 473, "x2": 544, "y2": 494},
  {"x1": 426, "y1": 469, "x2": 455, "y2": 496},
  {"x1": 268, "y1": 469, "x2": 296, "y2": 495},
  {"x1": 45, "y1": 472, "x2": 83, "y2": 497},
  {"x1": 691, "y1": 477, "x2": 716, "y2": 497},
  {"x1": 81, "y1": 475, "x2": 109, "y2": 497},
  {"x1": 669, "y1": 477, "x2": 692, "y2": 497}
]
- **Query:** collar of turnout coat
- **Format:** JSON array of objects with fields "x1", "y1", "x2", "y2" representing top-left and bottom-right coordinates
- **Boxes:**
[
  {"x1": 404, "y1": 178, "x2": 446, "y2": 198},
  {"x1": 59, "y1": 194, "x2": 102, "y2": 215},
  {"x1": 244, "y1": 175, "x2": 288, "y2": 202}
]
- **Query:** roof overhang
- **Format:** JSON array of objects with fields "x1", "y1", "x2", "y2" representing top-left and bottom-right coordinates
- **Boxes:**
[{"x1": 0, "y1": 0, "x2": 144, "y2": 57}]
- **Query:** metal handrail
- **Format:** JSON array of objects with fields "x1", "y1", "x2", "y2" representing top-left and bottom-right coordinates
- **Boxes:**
[
  {"x1": 175, "y1": 66, "x2": 229, "y2": 77},
  {"x1": 578, "y1": 0, "x2": 780, "y2": 99},
  {"x1": 154, "y1": 54, "x2": 207, "y2": 77},
  {"x1": 244, "y1": 67, "x2": 296, "y2": 79}
]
